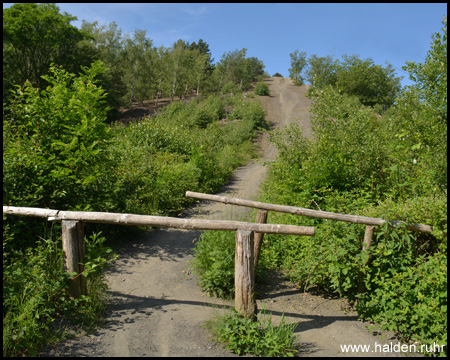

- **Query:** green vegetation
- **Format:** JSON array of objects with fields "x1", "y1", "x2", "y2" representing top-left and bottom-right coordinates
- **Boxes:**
[
  {"x1": 3, "y1": 2, "x2": 446, "y2": 357},
  {"x1": 288, "y1": 49, "x2": 307, "y2": 85},
  {"x1": 254, "y1": 81, "x2": 270, "y2": 96},
  {"x1": 289, "y1": 51, "x2": 402, "y2": 110},
  {"x1": 261, "y1": 16, "x2": 447, "y2": 356},
  {"x1": 192, "y1": 16, "x2": 447, "y2": 357},
  {"x1": 3, "y1": 3, "x2": 268, "y2": 122},
  {"x1": 207, "y1": 307, "x2": 297, "y2": 357},
  {"x1": 3, "y1": 19, "x2": 267, "y2": 353},
  {"x1": 3, "y1": 227, "x2": 114, "y2": 357}
]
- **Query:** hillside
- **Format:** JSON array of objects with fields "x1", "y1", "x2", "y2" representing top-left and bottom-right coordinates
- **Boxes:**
[{"x1": 39, "y1": 78, "x2": 411, "y2": 357}]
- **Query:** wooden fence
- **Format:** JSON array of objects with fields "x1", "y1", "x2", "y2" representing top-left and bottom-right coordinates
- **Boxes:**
[
  {"x1": 3, "y1": 205, "x2": 315, "y2": 320},
  {"x1": 4, "y1": 192, "x2": 433, "y2": 320},
  {"x1": 185, "y1": 191, "x2": 434, "y2": 292}
]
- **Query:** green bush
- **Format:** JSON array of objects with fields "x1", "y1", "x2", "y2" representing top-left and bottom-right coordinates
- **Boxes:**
[
  {"x1": 192, "y1": 107, "x2": 214, "y2": 128},
  {"x1": 202, "y1": 94, "x2": 226, "y2": 120},
  {"x1": 254, "y1": 81, "x2": 270, "y2": 96},
  {"x1": 208, "y1": 307, "x2": 297, "y2": 357},
  {"x1": 190, "y1": 231, "x2": 236, "y2": 298},
  {"x1": 3, "y1": 229, "x2": 114, "y2": 357},
  {"x1": 3, "y1": 60, "x2": 113, "y2": 249},
  {"x1": 221, "y1": 81, "x2": 241, "y2": 95},
  {"x1": 254, "y1": 27, "x2": 447, "y2": 352}
]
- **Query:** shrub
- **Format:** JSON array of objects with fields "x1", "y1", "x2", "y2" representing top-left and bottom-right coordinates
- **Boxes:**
[
  {"x1": 254, "y1": 81, "x2": 270, "y2": 96},
  {"x1": 202, "y1": 94, "x2": 226, "y2": 120},
  {"x1": 3, "y1": 230, "x2": 114, "y2": 357},
  {"x1": 3, "y1": 60, "x2": 113, "y2": 248},
  {"x1": 208, "y1": 307, "x2": 297, "y2": 357},
  {"x1": 221, "y1": 81, "x2": 241, "y2": 95},
  {"x1": 192, "y1": 107, "x2": 214, "y2": 128},
  {"x1": 190, "y1": 231, "x2": 236, "y2": 298}
]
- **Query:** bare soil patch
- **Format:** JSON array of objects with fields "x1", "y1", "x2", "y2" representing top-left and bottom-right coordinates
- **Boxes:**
[{"x1": 40, "y1": 78, "x2": 418, "y2": 357}]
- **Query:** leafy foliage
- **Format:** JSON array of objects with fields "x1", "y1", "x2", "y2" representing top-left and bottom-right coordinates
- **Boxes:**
[
  {"x1": 3, "y1": 227, "x2": 115, "y2": 357},
  {"x1": 190, "y1": 231, "x2": 236, "y2": 298},
  {"x1": 208, "y1": 307, "x2": 297, "y2": 357},
  {"x1": 3, "y1": 3, "x2": 89, "y2": 98},
  {"x1": 256, "y1": 16, "x2": 447, "y2": 356},
  {"x1": 254, "y1": 81, "x2": 270, "y2": 96},
  {"x1": 288, "y1": 50, "x2": 307, "y2": 85}
]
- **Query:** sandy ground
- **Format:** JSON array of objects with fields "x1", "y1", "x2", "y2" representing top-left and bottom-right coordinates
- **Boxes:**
[{"x1": 40, "y1": 78, "x2": 419, "y2": 357}]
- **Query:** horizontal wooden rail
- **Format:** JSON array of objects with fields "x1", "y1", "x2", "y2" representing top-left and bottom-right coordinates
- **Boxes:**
[
  {"x1": 2, "y1": 206, "x2": 315, "y2": 236},
  {"x1": 185, "y1": 191, "x2": 433, "y2": 234}
]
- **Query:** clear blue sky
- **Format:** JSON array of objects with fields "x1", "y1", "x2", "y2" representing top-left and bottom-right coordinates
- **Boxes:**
[{"x1": 4, "y1": 3, "x2": 447, "y2": 88}]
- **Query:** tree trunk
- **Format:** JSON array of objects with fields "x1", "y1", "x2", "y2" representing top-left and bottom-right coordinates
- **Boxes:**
[{"x1": 130, "y1": 60, "x2": 137, "y2": 110}]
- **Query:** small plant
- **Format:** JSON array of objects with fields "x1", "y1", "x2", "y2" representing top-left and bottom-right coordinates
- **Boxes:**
[
  {"x1": 207, "y1": 306, "x2": 297, "y2": 357},
  {"x1": 254, "y1": 81, "x2": 270, "y2": 96}
]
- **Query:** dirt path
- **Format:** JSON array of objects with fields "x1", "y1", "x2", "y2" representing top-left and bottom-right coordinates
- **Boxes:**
[{"x1": 41, "y1": 78, "x2": 415, "y2": 357}]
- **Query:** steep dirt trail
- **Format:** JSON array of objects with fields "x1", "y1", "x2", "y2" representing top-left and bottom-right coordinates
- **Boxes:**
[{"x1": 41, "y1": 78, "x2": 412, "y2": 357}]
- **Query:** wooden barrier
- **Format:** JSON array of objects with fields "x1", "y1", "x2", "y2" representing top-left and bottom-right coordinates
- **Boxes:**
[
  {"x1": 185, "y1": 191, "x2": 433, "y2": 234},
  {"x1": 185, "y1": 191, "x2": 435, "y2": 297},
  {"x1": 2, "y1": 206, "x2": 314, "y2": 236},
  {"x1": 3, "y1": 205, "x2": 315, "y2": 318}
]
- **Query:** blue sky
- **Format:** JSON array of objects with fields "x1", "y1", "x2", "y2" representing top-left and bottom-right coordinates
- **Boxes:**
[{"x1": 4, "y1": 3, "x2": 447, "y2": 88}]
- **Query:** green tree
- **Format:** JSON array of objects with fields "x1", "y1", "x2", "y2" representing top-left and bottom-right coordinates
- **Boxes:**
[
  {"x1": 165, "y1": 39, "x2": 188, "y2": 100},
  {"x1": 191, "y1": 49, "x2": 211, "y2": 102},
  {"x1": 79, "y1": 20, "x2": 127, "y2": 121},
  {"x1": 403, "y1": 15, "x2": 447, "y2": 124},
  {"x1": 390, "y1": 16, "x2": 447, "y2": 191},
  {"x1": 187, "y1": 38, "x2": 214, "y2": 67},
  {"x1": 3, "y1": 3, "x2": 88, "y2": 98},
  {"x1": 288, "y1": 50, "x2": 307, "y2": 85},
  {"x1": 3, "y1": 60, "x2": 111, "y2": 212},
  {"x1": 305, "y1": 54, "x2": 339, "y2": 88},
  {"x1": 336, "y1": 54, "x2": 402, "y2": 108},
  {"x1": 121, "y1": 29, "x2": 153, "y2": 109},
  {"x1": 217, "y1": 48, "x2": 247, "y2": 86}
]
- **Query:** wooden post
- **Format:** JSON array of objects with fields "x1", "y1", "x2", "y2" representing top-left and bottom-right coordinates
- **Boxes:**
[
  {"x1": 253, "y1": 209, "x2": 268, "y2": 280},
  {"x1": 62, "y1": 220, "x2": 86, "y2": 298},
  {"x1": 358, "y1": 225, "x2": 375, "y2": 294},
  {"x1": 362, "y1": 225, "x2": 375, "y2": 257},
  {"x1": 235, "y1": 230, "x2": 257, "y2": 321}
]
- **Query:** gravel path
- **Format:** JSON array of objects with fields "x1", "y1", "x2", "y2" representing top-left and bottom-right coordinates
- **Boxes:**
[{"x1": 40, "y1": 78, "x2": 418, "y2": 357}]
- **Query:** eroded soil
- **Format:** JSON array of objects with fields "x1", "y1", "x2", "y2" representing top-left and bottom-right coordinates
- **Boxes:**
[{"x1": 40, "y1": 78, "x2": 418, "y2": 357}]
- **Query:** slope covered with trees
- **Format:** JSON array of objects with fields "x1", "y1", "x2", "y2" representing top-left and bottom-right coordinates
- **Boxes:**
[
  {"x1": 3, "y1": 3, "x2": 269, "y2": 356},
  {"x1": 3, "y1": 2, "x2": 446, "y2": 356}
]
